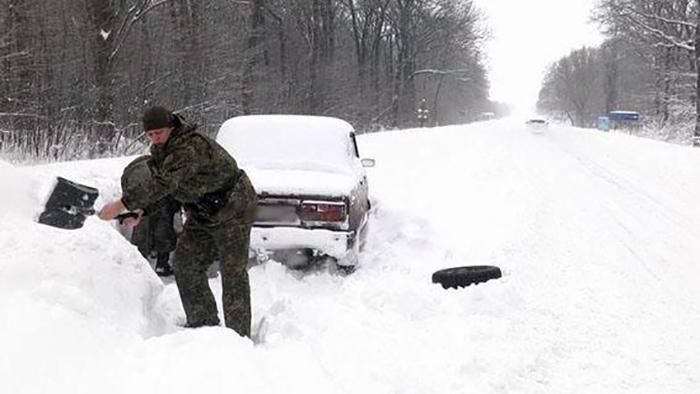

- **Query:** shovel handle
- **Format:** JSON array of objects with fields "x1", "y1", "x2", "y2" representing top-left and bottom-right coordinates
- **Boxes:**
[{"x1": 115, "y1": 211, "x2": 140, "y2": 224}]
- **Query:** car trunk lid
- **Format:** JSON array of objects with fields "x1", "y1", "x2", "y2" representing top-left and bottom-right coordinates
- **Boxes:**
[
  {"x1": 246, "y1": 168, "x2": 357, "y2": 197},
  {"x1": 246, "y1": 169, "x2": 354, "y2": 230}
]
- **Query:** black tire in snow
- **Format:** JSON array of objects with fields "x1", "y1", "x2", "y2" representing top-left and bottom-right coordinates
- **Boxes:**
[{"x1": 432, "y1": 265, "x2": 502, "y2": 289}]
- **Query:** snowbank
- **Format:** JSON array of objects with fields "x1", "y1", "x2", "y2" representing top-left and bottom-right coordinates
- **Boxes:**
[
  {"x1": 0, "y1": 157, "x2": 341, "y2": 394},
  {"x1": 0, "y1": 158, "x2": 172, "y2": 392}
]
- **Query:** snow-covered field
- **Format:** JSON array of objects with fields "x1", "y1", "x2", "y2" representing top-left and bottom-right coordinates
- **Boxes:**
[{"x1": 1, "y1": 119, "x2": 700, "y2": 393}]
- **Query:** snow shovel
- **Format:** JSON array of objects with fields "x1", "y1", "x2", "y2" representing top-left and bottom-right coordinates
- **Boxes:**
[{"x1": 38, "y1": 176, "x2": 138, "y2": 230}]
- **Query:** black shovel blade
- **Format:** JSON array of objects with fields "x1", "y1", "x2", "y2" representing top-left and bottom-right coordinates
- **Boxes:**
[
  {"x1": 38, "y1": 177, "x2": 99, "y2": 230},
  {"x1": 38, "y1": 209, "x2": 89, "y2": 229}
]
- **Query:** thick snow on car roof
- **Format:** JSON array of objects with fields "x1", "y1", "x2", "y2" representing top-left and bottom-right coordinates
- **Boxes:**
[{"x1": 217, "y1": 115, "x2": 355, "y2": 174}]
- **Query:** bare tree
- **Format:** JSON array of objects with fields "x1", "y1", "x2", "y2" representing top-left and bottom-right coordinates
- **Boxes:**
[
  {"x1": 239, "y1": 0, "x2": 266, "y2": 114},
  {"x1": 0, "y1": 0, "x2": 493, "y2": 162},
  {"x1": 595, "y1": 0, "x2": 700, "y2": 143},
  {"x1": 538, "y1": 47, "x2": 603, "y2": 127}
]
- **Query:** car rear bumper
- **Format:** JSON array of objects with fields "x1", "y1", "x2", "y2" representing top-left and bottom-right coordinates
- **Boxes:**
[
  {"x1": 526, "y1": 123, "x2": 547, "y2": 129},
  {"x1": 250, "y1": 226, "x2": 354, "y2": 259}
]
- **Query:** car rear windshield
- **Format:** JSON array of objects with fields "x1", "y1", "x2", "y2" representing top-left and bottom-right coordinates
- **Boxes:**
[{"x1": 218, "y1": 117, "x2": 355, "y2": 174}]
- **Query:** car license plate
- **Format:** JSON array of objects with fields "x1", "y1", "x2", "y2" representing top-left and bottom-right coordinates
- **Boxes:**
[{"x1": 256, "y1": 204, "x2": 298, "y2": 223}]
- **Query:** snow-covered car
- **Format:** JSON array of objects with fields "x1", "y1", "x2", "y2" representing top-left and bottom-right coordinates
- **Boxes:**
[
  {"x1": 216, "y1": 115, "x2": 374, "y2": 270},
  {"x1": 525, "y1": 117, "x2": 548, "y2": 129}
]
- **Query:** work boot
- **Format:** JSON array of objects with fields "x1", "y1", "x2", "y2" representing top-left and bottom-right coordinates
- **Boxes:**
[
  {"x1": 154, "y1": 252, "x2": 174, "y2": 277},
  {"x1": 184, "y1": 317, "x2": 220, "y2": 328}
]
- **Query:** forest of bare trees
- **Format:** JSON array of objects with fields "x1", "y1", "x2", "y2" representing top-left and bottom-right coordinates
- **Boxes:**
[
  {"x1": 0, "y1": 0, "x2": 500, "y2": 161},
  {"x1": 537, "y1": 0, "x2": 700, "y2": 145}
]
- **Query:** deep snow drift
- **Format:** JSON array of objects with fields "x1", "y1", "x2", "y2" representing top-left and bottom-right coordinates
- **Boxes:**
[{"x1": 1, "y1": 119, "x2": 700, "y2": 393}]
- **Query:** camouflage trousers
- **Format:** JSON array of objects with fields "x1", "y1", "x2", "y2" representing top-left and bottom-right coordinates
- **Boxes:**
[{"x1": 174, "y1": 214, "x2": 253, "y2": 337}]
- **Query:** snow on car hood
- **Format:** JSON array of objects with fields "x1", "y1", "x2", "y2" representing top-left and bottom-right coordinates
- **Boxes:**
[{"x1": 245, "y1": 167, "x2": 359, "y2": 197}]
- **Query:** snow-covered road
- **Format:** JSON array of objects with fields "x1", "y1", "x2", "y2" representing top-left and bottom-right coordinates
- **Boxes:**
[
  {"x1": 2, "y1": 119, "x2": 699, "y2": 393},
  {"x1": 358, "y1": 120, "x2": 700, "y2": 392}
]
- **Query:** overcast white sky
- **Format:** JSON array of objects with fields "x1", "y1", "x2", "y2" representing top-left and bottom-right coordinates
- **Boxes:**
[{"x1": 472, "y1": 0, "x2": 604, "y2": 114}]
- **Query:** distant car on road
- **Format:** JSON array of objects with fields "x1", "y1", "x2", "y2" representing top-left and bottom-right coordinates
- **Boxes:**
[
  {"x1": 525, "y1": 117, "x2": 548, "y2": 130},
  {"x1": 478, "y1": 112, "x2": 496, "y2": 121},
  {"x1": 216, "y1": 115, "x2": 374, "y2": 271}
]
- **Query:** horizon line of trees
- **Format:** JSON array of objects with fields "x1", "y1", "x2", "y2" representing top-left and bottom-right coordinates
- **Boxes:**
[
  {"x1": 0, "y1": 0, "x2": 509, "y2": 162},
  {"x1": 537, "y1": 0, "x2": 700, "y2": 145}
]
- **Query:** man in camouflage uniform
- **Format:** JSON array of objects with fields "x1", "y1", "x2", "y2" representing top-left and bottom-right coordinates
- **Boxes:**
[
  {"x1": 99, "y1": 106, "x2": 257, "y2": 337},
  {"x1": 121, "y1": 155, "x2": 180, "y2": 277}
]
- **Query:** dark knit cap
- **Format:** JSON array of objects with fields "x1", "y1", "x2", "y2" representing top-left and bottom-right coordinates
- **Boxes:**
[{"x1": 142, "y1": 106, "x2": 174, "y2": 131}]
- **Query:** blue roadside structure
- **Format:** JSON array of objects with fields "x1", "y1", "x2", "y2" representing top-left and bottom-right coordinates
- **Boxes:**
[
  {"x1": 609, "y1": 110, "x2": 640, "y2": 121},
  {"x1": 597, "y1": 116, "x2": 610, "y2": 131},
  {"x1": 608, "y1": 110, "x2": 640, "y2": 130}
]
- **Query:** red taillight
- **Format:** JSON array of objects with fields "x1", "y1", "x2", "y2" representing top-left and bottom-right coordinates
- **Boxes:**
[{"x1": 300, "y1": 201, "x2": 347, "y2": 222}]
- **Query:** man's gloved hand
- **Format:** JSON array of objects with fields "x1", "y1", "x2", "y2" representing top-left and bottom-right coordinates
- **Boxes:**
[{"x1": 119, "y1": 209, "x2": 144, "y2": 227}]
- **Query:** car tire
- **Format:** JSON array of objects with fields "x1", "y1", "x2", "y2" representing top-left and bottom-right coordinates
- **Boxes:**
[
  {"x1": 336, "y1": 249, "x2": 358, "y2": 268},
  {"x1": 334, "y1": 238, "x2": 360, "y2": 274},
  {"x1": 334, "y1": 263, "x2": 356, "y2": 275},
  {"x1": 432, "y1": 265, "x2": 501, "y2": 289},
  {"x1": 274, "y1": 249, "x2": 312, "y2": 269}
]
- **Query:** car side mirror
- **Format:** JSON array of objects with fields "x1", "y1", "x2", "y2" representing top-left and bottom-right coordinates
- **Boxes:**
[{"x1": 361, "y1": 158, "x2": 375, "y2": 168}]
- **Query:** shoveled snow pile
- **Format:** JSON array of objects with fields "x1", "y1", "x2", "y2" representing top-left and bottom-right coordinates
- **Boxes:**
[
  {"x1": 0, "y1": 158, "x2": 171, "y2": 391},
  {"x1": 0, "y1": 157, "x2": 340, "y2": 394}
]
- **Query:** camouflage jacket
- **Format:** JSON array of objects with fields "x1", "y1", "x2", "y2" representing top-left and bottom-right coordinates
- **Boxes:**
[{"x1": 122, "y1": 123, "x2": 242, "y2": 215}]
